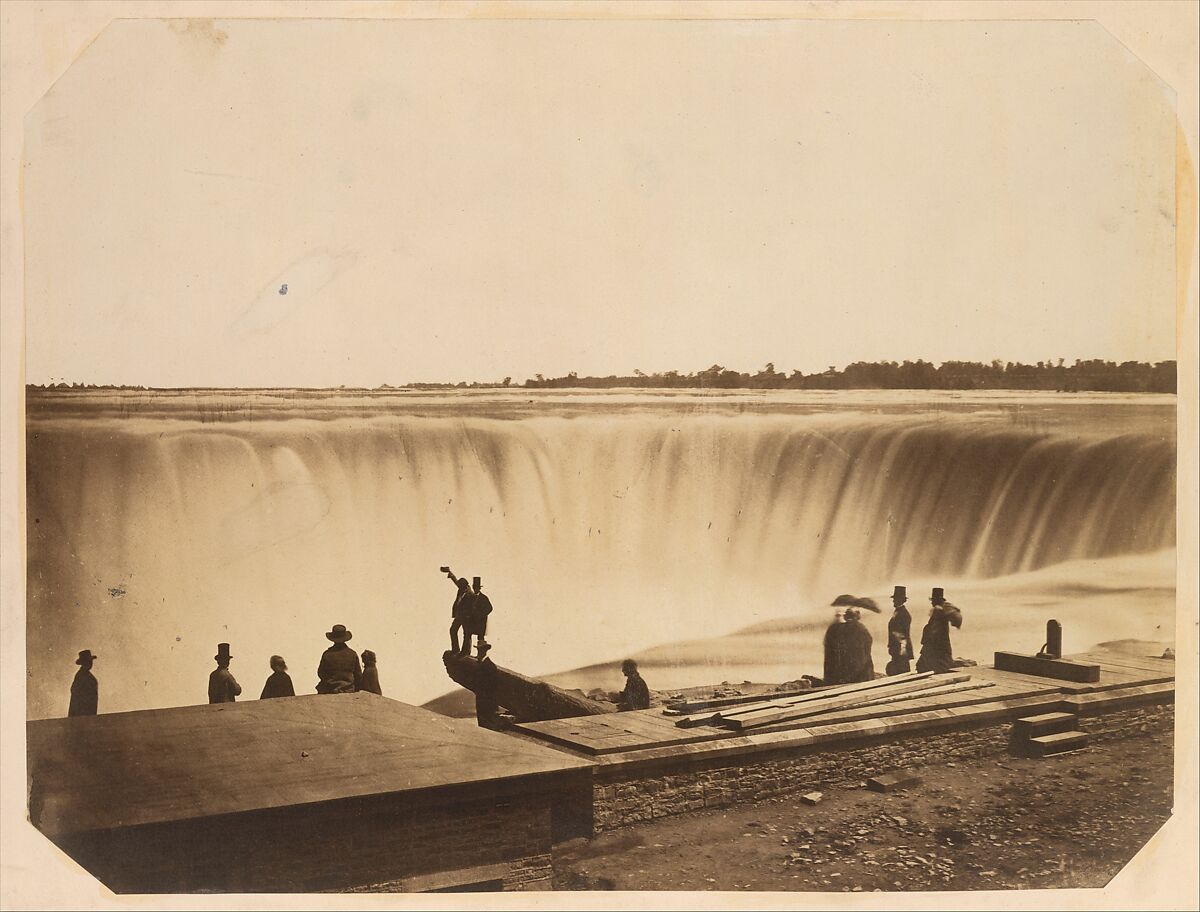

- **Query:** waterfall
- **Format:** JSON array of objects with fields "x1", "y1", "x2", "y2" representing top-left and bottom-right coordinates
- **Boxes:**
[{"x1": 25, "y1": 390, "x2": 1175, "y2": 719}]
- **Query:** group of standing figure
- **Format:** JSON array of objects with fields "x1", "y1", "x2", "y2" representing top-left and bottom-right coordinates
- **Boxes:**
[
  {"x1": 65, "y1": 626, "x2": 385, "y2": 717},
  {"x1": 208, "y1": 625, "x2": 384, "y2": 704},
  {"x1": 823, "y1": 585, "x2": 964, "y2": 686}
]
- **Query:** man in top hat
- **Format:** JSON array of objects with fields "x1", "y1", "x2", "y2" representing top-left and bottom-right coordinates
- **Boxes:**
[
  {"x1": 68, "y1": 650, "x2": 99, "y2": 717},
  {"x1": 208, "y1": 643, "x2": 242, "y2": 704},
  {"x1": 361, "y1": 650, "x2": 382, "y2": 695},
  {"x1": 463, "y1": 576, "x2": 494, "y2": 659},
  {"x1": 260, "y1": 655, "x2": 295, "y2": 699},
  {"x1": 886, "y1": 585, "x2": 915, "y2": 676},
  {"x1": 916, "y1": 588, "x2": 963, "y2": 674},
  {"x1": 841, "y1": 606, "x2": 875, "y2": 683},
  {"x1": 316, "y1": 624, "x2": 363, "y2": 694}
]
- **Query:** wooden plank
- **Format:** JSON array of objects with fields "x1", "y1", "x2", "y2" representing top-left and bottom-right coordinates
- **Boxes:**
[
  {"x1": 1073, "y1": 653, "x2": 1174, "y2": 673},
  {"x1": 994, "y1": 652, "x2": 1101, "y2": 683},
  {"x1": 1073, "y1": 655, "x2": 1176, "y2": 678},
  {"x1": 851, "y1": 679, "x2": 994, "y2": 708},
  {"x1": 662, "y1": 687, "x2": 823, "y2": 715},
  {"x1": 677, "y1": 672, "x2": 935, "y2": 728},
  {"x1": 722, "y1": 675, "x2": 971, "y2": 731},
  {"x1": 747, "y1": 681, "x2": 1059, "y2": 734},
  {"x1": 726, "y1": 673, "x2": 961, "y2": 721}
]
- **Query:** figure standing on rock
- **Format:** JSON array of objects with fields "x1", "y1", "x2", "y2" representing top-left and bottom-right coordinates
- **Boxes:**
[{"x1": 442, "y1": 567, "x2": 475, "y2": 656}]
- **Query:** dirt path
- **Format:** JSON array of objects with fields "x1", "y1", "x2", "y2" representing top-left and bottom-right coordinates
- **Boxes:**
[{"x1": 553, "y1": 730, "x2": 1174, "y2": 892}]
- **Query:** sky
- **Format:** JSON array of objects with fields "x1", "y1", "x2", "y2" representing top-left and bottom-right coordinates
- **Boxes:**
[{"x1": 23, "y1": 18, "x2": 1177, "y2": 387}]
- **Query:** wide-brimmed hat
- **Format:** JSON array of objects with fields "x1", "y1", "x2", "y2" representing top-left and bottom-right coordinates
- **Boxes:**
[
  {"x1": 892, "y1": 585, "x2": 906, "y2": 600},
  {"x1": 214, "y1": 642, "x2": 232, "y2": 662},
  {"x1": 930, "y1": 587, "x2": 945, "y2": 604},
  {"x1": 75, "y1": 649, "x2": 97, "y2": 665},
  {"x1": 326, "y1": 624, "x2": 353, "y2": 643}
]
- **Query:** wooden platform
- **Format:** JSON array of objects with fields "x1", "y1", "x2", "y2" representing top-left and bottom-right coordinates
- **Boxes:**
[
  {"x1": 28, "y1": 692, "x2": 591, "y2": 840},
  {"x1": 513, "y1": 651, "x2": 1175, "y2": 759}
]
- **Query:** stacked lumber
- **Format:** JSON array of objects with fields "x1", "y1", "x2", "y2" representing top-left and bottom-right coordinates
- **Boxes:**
[{"x1": 672, "y1": 672, "x2": 985, "y2": 733}]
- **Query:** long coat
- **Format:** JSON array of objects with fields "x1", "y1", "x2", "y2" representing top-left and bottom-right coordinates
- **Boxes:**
[
  {"x1": 466, "y1": 592, "x2": 493, "y2": 635},
  {"x1": 886, "y1": 605, "x2": 914, "y2": 675},
  {"x1": 361, "y1": 664, "x2": 382, "y2": 695},
  {"x1": 842, "y1": 619, "x2": 875, "y2": 683},
  {"x1": 208, "y1": 667, "x2": 242, "y2": 704},
  {"x1": 68, "y1": 669, "x2": 98, "y2": 716},
  {"x1": 260, "y1": 670, "x2": 295, "y2": 699},
  {"x1": 316, "y1": 643, "x2": 363, "y2": 694},
  {"x1": 916, "y1": 603, "x2": 963, "y2": 673},
  {"x1": 823, "y1": 620, "x2": 851, "y2": 685},
  {"x1": 618, "y1": 671, "x2": 650, "y2": 711}
]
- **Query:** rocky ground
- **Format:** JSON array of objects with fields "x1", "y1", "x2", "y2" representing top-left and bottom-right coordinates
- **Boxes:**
[{"x1": 553, "y1": 728, "x2": 1175, "y2": 892}]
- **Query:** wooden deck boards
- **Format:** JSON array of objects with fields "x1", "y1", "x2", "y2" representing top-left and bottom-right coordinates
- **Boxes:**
[{"x1": 514, "y1": 652, "x2": 1174, "y2": 757}]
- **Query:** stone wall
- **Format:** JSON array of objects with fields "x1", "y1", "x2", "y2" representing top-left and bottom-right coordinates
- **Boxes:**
[{"x1": 592, "y1": 703, "x2": 1174, "y2": 831}]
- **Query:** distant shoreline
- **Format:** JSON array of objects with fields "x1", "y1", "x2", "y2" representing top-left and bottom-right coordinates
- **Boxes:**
[{"x1": 22, "y1": 356, "x2": 1179, "y2": 396}]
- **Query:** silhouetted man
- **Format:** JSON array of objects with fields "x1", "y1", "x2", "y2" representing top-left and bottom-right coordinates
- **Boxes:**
[
  {"x1": 316, "y1": 624, "x2": 363, "y2": 694},
  {"x1": 841, "y1": 606, "x2": 875, "y2": 683},
  {"x1": 465, "y1": 576, "x2": 493, "y2": 659},
  {"x1": 361, "y1": 650, "x2": 382, "y2": 695},
  {"x1": 616, "y1": 659, "x2": 650, "y2": 711},
  {"x1": 443, "y1": 567, "x2": 474, "y2": 655},
  {"x1": 68, "y1": 650, "x2": 98, "y2": 717},
  {"x1": 886, "y1": 585, "x2": 914, "y2": 676},
  {"x1": 260, "y1": 655, "x2": 295, "y2": 699},
  {"x1": 917, "y1": 588, "x2": 963, "y2": 673},
  {"x1": 208, "y1": 643, "x2": 242, "y2": 703}
]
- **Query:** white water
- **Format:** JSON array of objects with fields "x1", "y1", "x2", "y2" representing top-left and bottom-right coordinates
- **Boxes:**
[{"x1": 25, "y1": 389, "x2": 1175, "y2": 719}]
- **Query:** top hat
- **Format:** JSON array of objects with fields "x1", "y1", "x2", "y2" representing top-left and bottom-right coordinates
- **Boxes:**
[
  {"x1": 930, "y1": 587, "x2": 945, "y2": 604},
  {"x1": 214, "y1": 642, "x2": 232, "y2": 662},
  {"x1": 472, "y1": 576, "x2": 481, "y2": 588},
  {"x1": 892, "y1": 585, "x2": 906, "y2": 600},
  {"x1": 75, "y1": 649, "x2": 97, "y2": 665},
  {"x1": 326, "y1": 624, "x2": 353, "y2": 643}
]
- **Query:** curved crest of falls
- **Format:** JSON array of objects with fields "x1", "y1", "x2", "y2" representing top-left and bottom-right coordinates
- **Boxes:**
[{"x1": 25, "y1": 389, "x2": 1175, "y2": 718}]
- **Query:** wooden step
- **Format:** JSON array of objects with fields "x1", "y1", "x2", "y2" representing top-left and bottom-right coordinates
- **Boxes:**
[
  {"x1": 1012, "y1": 711, "x2": 1079, "y2": 740},
  {"x1": 1027, "y1": 730, "x2": 1089, "y2": 757}
]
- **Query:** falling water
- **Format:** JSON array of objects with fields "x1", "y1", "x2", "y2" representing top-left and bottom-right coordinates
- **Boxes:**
[{"x1": 25, "y1": 389, "x2": 1175, "y2": 719}]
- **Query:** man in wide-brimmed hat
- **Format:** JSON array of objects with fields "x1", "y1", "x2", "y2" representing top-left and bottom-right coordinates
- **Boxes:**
[
  {"x1": 68, "y1": 649, "x2": 99, "y2": 717},
  {"x1": 886, "y1": 585, "x2": 914, "y2": 676},
  {"x1": 316, "y1": 624, "x2": 363, "y2": 694},
  {"x1": 916, "y1": 588, "x2": 963, "y2": 674},
  {"x1": 208, "y1": 643, "x2": 242, "y2": 704}
]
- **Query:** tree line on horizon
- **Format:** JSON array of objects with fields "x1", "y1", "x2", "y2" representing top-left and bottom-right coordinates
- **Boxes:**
[
  {"x1": 515, "y1": 359, "x2": 1177, "y2": 393},
  {"x1": 28, "y1": 358, "x2": 1177, "y2": 394}
]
